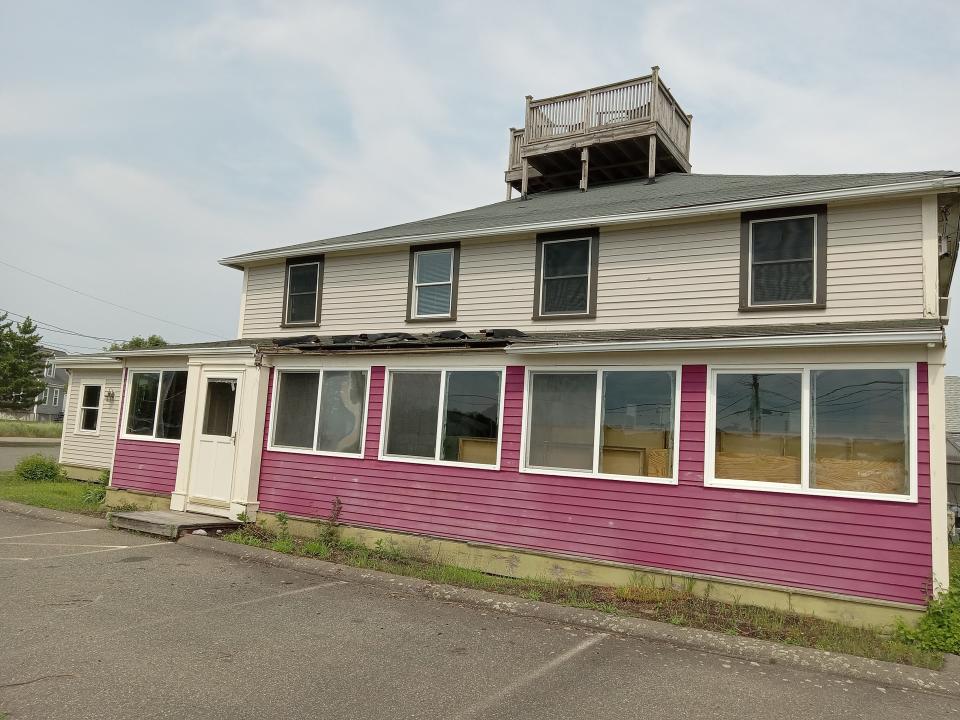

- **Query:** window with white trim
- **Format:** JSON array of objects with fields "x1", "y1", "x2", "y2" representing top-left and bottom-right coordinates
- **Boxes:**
[
  {"x1": 383, "y1": 370, "x2": 502, "y2": 465},
  {"x1": 125, "y1": 371, "x2": 188, "y2": 440},
  {"x1": 710, "y1": 367, "x2": 912, "y2": 497},
  {"x1": 538, "y1": 237, "x2": 592, "y2": 316},
  {"x1": 272, "y1": 369, "x2": 368, "y2": 455},
  {"x1": 44, "y1": 363, "x2": 53, "y2": 378},
  {"x1": 284, "y1": 257, "x2": 322, "y2": 325},
  {"x1": 410, "y1": 247, "x2": 456, "y2": 319},
  {"x1": 39, "y1": 388, "x2": 48, "y2": 404},
  {"x1": 52, "y1": 388, "x2": 60, "y2": 407},
  {"x1": 77, "y1": 385, "x2": 102, "y2": 432},
  {"x1": 524, "y1": 369, "x2": 678, "y2": 480}
]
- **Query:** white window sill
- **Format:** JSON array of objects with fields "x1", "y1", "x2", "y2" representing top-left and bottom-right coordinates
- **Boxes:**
[
  {"x1": 378, "y1": 453, "x2": 501, "y2": 472},
  {"x1": 704, "y1": 478, "x2": 917, "y2": 503},
  {"x1": 519, "y1": 465, "x2": 679, "y2": 485},
  {"x1": 119, "y1": 434, "x2": 181, "y2": 445},
  {"x1": 266, "y1": 443, "x2": 364, "y2": 460}
]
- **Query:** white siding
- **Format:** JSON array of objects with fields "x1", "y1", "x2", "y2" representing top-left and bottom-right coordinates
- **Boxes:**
[
  {"x1": 59, "y1": 369, "x2": 123, "y2": 471},
  {"x1": 239, "y1": 198, "x2": 926, "y2": 338}
]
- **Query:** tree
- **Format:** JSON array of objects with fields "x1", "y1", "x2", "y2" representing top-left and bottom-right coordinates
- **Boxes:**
[
  {"x1": 0, "y1": 312, "x2": 47, "y2": 412},
  {"x1": 106, "y1": 335, "x2": 167, "y2": 351}
]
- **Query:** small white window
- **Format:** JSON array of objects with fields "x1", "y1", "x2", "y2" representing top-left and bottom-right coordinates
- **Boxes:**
[
  {"x1": 44, "y1": 363, "x2": 53, "y2": 378},
  {"x1": 411, "y1": 248, "x2": 455, "y2": 318},
  {"x1": 52, "y1": 388, "x2": 60, "y2": 407},
  {"x1": 77, "y1": 385, "x2": 102, "y2": 433},
  {"x1": 284, "y1": 259, "x2": 322, "y2": 325},
  {"x1": 536, "y1": 236, "x2": 595, "y2": 317},
  {"x1": 39, "y1": 388, "x2": 48, "y2": 404}
]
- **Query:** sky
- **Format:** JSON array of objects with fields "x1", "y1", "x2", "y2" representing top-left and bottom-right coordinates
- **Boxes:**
[{"x1": 2, "y1": 1, "x2": 960, "y2": 366}]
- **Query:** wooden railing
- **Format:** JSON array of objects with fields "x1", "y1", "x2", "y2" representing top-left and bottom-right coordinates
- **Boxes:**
[{"x1": 510, "y1": 69, "x2": 692, "y2": 168}]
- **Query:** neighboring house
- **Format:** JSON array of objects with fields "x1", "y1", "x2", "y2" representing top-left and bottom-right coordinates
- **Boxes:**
[
  {"x1": 61, "y1": 69, "x2": 958, "y2": 624},
  {"x1": 944, "y1": 376, "x2": 960, "y2": 507},
  {"x1": 0, "y1": 347, "x2": 70, "y2": 421}
]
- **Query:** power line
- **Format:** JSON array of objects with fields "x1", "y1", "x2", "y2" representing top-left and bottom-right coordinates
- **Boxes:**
[
  {"x1": 0, "y1": 259, "x2": 225, "y2": 339},
  {"x1": 0, "y1": 307, "x2": 124, "y2": 344}
]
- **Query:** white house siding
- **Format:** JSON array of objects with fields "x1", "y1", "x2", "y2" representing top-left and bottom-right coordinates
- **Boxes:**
[
  {"x1": 239, "y1": 197, "x2": 926, "y2": 338},
  {"x1": 59, "y1": 369, "x2": 123, "y2": 472}
]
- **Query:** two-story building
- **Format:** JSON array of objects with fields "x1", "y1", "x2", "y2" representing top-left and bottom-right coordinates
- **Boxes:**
[{"x1": 60, "y1": 70, "x2": 957, "y2": 625}]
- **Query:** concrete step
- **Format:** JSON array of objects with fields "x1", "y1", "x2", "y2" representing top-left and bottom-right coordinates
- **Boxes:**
[{"x1": 108, "y1": 510, "x2": 240, "y2": 539}]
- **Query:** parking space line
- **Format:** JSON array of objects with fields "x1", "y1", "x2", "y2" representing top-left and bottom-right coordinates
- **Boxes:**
[
  {"x1": 0, "y1": 529, "x2": 100, "y2": 540},
  {"x1": 0, "y1": 542, "x2": 127, "y2": 548},
  {"x1": 0, "y1": 541, "x2": 173, "y2": 561},
  {"x1": 453, "y1": 633, "x2": 608, "y2": 719}
]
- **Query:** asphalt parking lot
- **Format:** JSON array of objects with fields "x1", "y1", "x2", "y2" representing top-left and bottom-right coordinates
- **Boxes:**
[
  {"x1": 0, "y1": 442, "x2": 59, "y2": 471},
  {"x1": 2, "y1": 509, "x2": 958, "y2": 720}
]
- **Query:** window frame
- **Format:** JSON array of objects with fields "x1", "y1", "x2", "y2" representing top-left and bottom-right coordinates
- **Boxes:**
[
  {"x1": 39, "y1": 388, "x2": 48, "y2": 405},
  {"x1": 120, "y1": 368, "x2": 189, "y2": 443},
  {"x1": 267, "y1": 367, "x2": 370, "y2": 459},
  {"x1": 52, "y1": 388, "x2": 60, "y2": 407},
  {"x1": 532, "y1": 228, "x2": 600, "y2": 320},
  {"x1": 739, "y1": 205, "x2": 827, "y2": 311},
  {"x1": 519, "y1": 365, "x2": 682, "y2": 485},
  {"x1": 406, "y1": 242, "x2": 461, "y2": 322},
  {"x1": 704, "y1": 363, "x2": 918, "y2": 502},
  {"x1": 74, "y1": 383, "x2": 103, "y2": 435},
  {"x1": 281, "y1": 255, "x2": 324, "y2": 328},
  {"x1": 379, "y1": 367, "x2": 506, "y2": 470}
]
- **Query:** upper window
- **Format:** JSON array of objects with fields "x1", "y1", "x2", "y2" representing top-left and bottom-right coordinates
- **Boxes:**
[
  {"x1": 524, "y1": 369, "x2": 678, "y2": 482},
  {"x1": 77, "y1": 385, "x2": 102, "y2": 433},
  {"x1": 534, "y1": 230, "x2": 599, "y2": 318},
  {"x1": 124, "y1": 370, "x2": 189, "y2": 440},
  {"x1": 44, "y1": 363, "x2": 53, "y2": 378},
  {"x1": 382, "y1": 369, "x2": 502, "y2": 466},
  {"x1": 39, "y1": 388, "x2": 48, "y2": 405},
  {"x1": 407, "y1": 244, "x2": 460, "y2": 320},
  {"x1": 709, "y1": 366, "x2": 913, "y2": 499},
  {"x1": 271, "y1": 369, "x2": 368, "y2": 455},
  {"x1": 740, "y1": 206, "x2": 826, "y2": 310},
  {"x1": 283, "y1": 256, "x2": 323, "y2": 326},
  {"x1": 52, "y1": 388, "x2": 60, "y2": 407}
]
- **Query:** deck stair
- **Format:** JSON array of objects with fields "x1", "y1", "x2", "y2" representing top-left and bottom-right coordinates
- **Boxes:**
[{"x1": 108, "y1": 510, "x2": 240, "y2": 539}]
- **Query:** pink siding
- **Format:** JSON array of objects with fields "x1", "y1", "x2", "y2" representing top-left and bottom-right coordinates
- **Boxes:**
[
  {"x1": 257, "y1": 363, "x2": 933, "y2": 605},
  {"x1": 110, "y1": 370, "x2": 180, "y2": 495}
]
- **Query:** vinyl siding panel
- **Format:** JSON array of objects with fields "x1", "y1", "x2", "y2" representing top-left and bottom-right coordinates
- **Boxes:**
[
  {"x1": 111, "y1": 438, "x2": 180, "y2": 495},
  {"x1": 257, "y1": 362, "x2": 933, "y2": 605},
  {"x1": 240, "y1": 198, "x2": 926, "y2": 338},
  {"x1": 58, "y1": 369, "x2": 123, "y2": 471}
]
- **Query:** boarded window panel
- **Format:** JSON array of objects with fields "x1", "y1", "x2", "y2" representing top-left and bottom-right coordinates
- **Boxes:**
[
  {"x1": 810, "y1": 369, "x2": 909, "y2": 495},
  {"x1": 543, "y1": 239, "x2": 590, "y2": 277},
  {"x1": 274, "y1": 372, "x2": 320, "y2": 449},
  {"x1": 416, "y1": 249, "x2": 452, "y2": 284},
  {"x1": 156, "y1": 371, "x2": 188, "y2": 440},
  {"x1": 751, "y1": 261, "x2": 814, "y2": 304},
  {"x1": 527, "y1": 373, "x2": 597, "y2": 471},
  {"x1": 316, "y1": 371, "x2": 366, "y2": 454},
  {"x1": 751, "y1": 217, "x2": 815, "y2": 262},
  {"x1": 416, "y1": 284, "x2": 452, "y2": 316},
  {"x1": 600, "y1": 371, "x2": 676, "y2": 478},
  {"x1": 714, "y1": 373, "x2": 802, "y2": 484},
  {"x1": 126, "y1": 373, "x2": 159, "y2": 436},
  {"x1": 385, "y1": 372, "x2": 441, "y2": 458},
  {"x1": 440, "y1": 371, "x2": 501, "y2": 464}
]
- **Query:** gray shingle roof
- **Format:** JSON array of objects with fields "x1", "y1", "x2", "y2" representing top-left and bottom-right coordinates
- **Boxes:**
[
  {"x1": 222, "y1": 171, "x2": 957, "y2": 266},
  {"x1": 946, "y1": 376, "x2": 960, "y2": 433}
]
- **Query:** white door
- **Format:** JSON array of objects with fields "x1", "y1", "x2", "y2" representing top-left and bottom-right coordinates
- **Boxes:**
[{"x1": 187, "y1": 372, "x2": 242, "y2": 515}]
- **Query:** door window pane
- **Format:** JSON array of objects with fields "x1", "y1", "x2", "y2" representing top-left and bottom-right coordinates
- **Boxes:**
[
  {"x1": 541, "y1": 238, "x2": 591, "y2": 315},
  {"x1": 126, "y1": 373, "x2": 159, "y2": 436},
  {"x1": 202, "y1": 379, "x2": 236, "y2": 437},
  {"x1": 385, "y1": 372, "x2": 442, "y2": 458},
  {"x1": 157, "y1": 371, "x2": 188, "y2": 440},
  {"x1": 811, "y1": 369, "x2": 909, "y2": 495},
  {"x1": 527, "y1": 373, "x2": 597, "y2": 470},
  {"x1": 274, "y1": 372, "x2": 319, "y2": 448},
  {"x1": 714, "y1": 373, "x2": 802, "y2": 484},
  {"x1": 600, "y1": 371, "x2": 675, "y2": 478},
  {"x1": 441, "y1": 371, "x2": 500, "y2": 464},
  {"x1": 317, "y1": 371, "x2": 367, "y2": 454}
]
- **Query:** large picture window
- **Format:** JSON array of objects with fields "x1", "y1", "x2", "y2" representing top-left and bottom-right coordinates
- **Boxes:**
[
  {"x1": 524, "y1": 369, "x2": 679, "y2": 481},
  {"x1": 709, "y1": 366, "x2": 913, "y2": 498},
  {"x1": 533, "y1": 230, "x2": 599, "y2": 319},
  {"x1": 124, "y1": 370, "x2": 189, "y2": 440},
  {"x1": 383, "y1": 369, "x2": 502, "y2": 465},
  {"x1": 271, "y1": 369, "x2": 367, "y2": 455}
]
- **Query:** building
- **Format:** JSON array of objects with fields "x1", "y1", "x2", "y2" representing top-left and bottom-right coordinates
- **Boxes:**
[
  {"x1": 60, "y1": 69, "x2": 957, "y2": 624},
  {"x1": 0, "y1": 347, "x2": 70, "y2": 422}
]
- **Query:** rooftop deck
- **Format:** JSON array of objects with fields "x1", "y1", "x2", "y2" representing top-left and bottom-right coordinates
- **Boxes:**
[{"x1": 505, "y1": 68, "x2": 692, "y2": 195}]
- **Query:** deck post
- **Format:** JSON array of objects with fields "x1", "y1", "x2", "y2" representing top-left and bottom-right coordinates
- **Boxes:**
[
  {"x1": 647, "y1": 135, "x2": 657, "y2": 183},
  {"x1": 650, "y1": 65, "x2": 660, "y2": 124},
  {"x1": 524, "y1": 95, "x2": 533, "y2": 143},
  {"x1": 579, "y1": 147, "x2": 589, "y2": 191},
  {"x1": 521, "y1": 158, "x2": 530, "y2": 198}
]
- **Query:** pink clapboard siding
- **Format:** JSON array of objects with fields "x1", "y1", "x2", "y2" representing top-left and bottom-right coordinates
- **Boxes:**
[
  {"x1": 258, "y1": 364, "x2": 933, "y2": 605},
  {"x1": 110, "y1": 370, "x2": 181, "y2": 495}
]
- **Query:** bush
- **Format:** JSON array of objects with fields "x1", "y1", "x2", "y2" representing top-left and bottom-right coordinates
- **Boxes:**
[
  {"x1": 896, "y1": 546, "x2": 960, "y2": 653},
  {"x1": 14, "y1": 454, "x2": 66, "y2": 483},
  {"x1": 97, "y1": 469, "x2": 110, "y2": 486}
]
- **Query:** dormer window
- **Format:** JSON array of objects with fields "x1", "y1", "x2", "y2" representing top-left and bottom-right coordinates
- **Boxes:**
[
  {"x1": 283, "y1": 256, "x2": 323, "y2": 326},
  {"x1": 533, "y1": 229, "x2": 599, "y2": 319},
  {"x1": 407, "y1": 243, "x2": 460, "y2": 321},
  {"x1": 740, "y1": 206, "x2": 827, "y2": 310}
]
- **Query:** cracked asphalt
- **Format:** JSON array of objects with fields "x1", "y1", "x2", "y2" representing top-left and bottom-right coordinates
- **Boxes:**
[{"x1": 1, "y1": 509, "x2": 958, "y2": 719}]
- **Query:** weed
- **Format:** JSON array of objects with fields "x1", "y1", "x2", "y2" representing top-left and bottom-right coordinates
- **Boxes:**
[
  {"x1": 271, "y1": 537, "x2": 295, "y2": 554},
  {"x1": 97, "y1": 468, "x2": 110, "y2": 485},
  {"x1": 895, "y1": 544, "x2": 960, "y2": 653},
  {"x1": 302, "y1": 539, "x2": 331, "y2": 558},
  {"x1": 81, "y1": 485, "x2": 106, "y2": 506}
]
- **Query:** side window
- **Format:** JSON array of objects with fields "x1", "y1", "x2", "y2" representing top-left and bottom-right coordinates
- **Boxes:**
[
  {"x1": 77, "y1": 385, "x2": 102, "y2": 433},
  {"x1": 52, "y1": 388, "x2": 60, "y2": 407},
  {"x1": 533, "y1": 230, "x2": 599, "y2": 318},
  {"x1": 271, "y1": 369, "x2": 368, "y2": 455},
  {"x1": 740, "y1": 206, "x2": 826, "y2": 310},
  {"x1": 407, "y1": 244, "x2": 460, "y2": 321},
  {"x1": 124, "y1": 371, "x2": 189, "y2": 440},
  {"x1": 283, "y1": 256, "x2": 323, "y2": 326}
]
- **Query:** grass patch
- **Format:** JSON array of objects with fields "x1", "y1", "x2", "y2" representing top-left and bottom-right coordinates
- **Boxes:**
[
  {"x1": 895, "y1": 544, "x2": 960, "y2": 654},
  {"x1": 0, "y1": 470, "x2": 107, "y2": 516},
  {"x1": 224, "y1": 515, "x2": 944, "y2": 669},
  {"x1": 0, "y1": 419, "x2": 62, "y2": 438}
]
